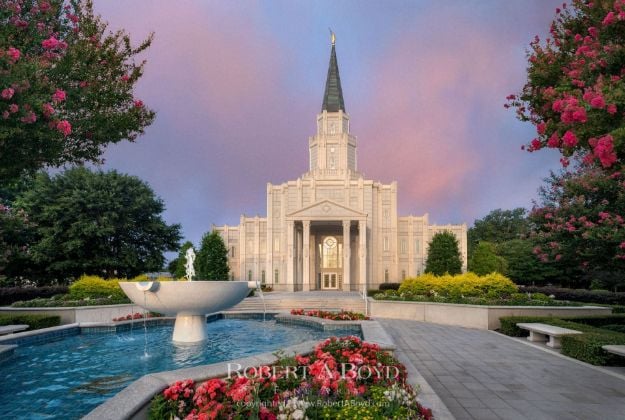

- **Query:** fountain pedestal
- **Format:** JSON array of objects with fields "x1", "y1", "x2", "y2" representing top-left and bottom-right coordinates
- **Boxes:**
[
  {"x1": 173, "y1": 315, "x2": 209, "y2": 343},
  {"x1": 119, "y1": 281, "x2": 250, "y2": 344}
]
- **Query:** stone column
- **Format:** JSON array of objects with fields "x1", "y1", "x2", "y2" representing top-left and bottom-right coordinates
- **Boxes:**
[
  {"x1": 303, "y1": 220, "x2": 310, "y2": 292},
  {"x1": 342, "y1": 220, "x2": 351, "y2": 291},
  {"x1": 359, "y1": 219, "x2": 367, "y2": 291},
  {"x1": 286, "y1": 220, "x2": 295, "y2": 291}
]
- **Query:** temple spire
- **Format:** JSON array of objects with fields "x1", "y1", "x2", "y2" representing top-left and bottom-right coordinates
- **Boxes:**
[{"x1": 322, "y1": 33, "x2": 345, "y2": 112}]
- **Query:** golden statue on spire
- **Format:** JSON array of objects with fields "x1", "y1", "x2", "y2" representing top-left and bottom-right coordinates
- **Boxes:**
[{"x1": 330, "y1": 29, "x2": 336, "y2": 45}]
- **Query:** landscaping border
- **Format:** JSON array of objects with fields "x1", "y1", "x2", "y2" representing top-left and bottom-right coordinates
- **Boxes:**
[{"x1": 0, "y1": 304, "x2": 137, "y2": 324}]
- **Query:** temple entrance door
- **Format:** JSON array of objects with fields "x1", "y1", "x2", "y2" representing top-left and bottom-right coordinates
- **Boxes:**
[{"x1": 322, "y1": 273, "x2": 338, "y2": 289}]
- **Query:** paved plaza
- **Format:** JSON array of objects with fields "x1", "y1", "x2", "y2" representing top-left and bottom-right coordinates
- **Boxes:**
[{"x1": 380, "y1": 319, "x2": 625, "y2": 420}]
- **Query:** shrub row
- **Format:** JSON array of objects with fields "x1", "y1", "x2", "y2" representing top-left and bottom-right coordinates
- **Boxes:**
[
  {"x1": 67, "y1": 274, "x2": 171, "y2": 301},
  {"x1": 522, "y1": 286, "x2": 625, "y2": 306},
  {"x1": 0, "y1": 286, "x2": 69, "y2": 306},
  {"x1": 399, "y1": 272, "x2": 518, "y2": 299},
  {"x1": 0, "y1": 314, "x2": 61, "y2": 330},
  {"x1": 499, "y1": 315, "x2": 625, "y2": 365},
  {"x1": 379, "y1": 283, "x2": 401, "y2": 291}
]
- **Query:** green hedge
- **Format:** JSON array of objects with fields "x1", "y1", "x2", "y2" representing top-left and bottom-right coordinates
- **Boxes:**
[
  {"x1": 561, "y1": 333, "x2": 625, "y2": 366},
  {"x1": 499, "y1": 315, "x2": 625, "y2": 365},
  {"x1": 602, "y1": 324, "x2": 625, "y2": 334},
  {"x1": 0, "y1": 314, "x2": 61, "y2": 330}
]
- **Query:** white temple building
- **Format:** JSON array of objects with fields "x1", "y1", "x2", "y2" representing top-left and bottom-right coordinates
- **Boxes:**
[{"x1": 214, "y1": 38, "x2": 467, "y2": 292}]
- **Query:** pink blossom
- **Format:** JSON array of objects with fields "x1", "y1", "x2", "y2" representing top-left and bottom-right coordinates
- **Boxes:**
[
  {"x1": 547, "y1": 132, "x2": 560, "y2": 148},
  {"x1": 588, "y1": 27, "x2": 598, "y2": 38},
  {"x1": 42, "y1": 36, "x2": 60, "y2": 50},
  {"x1": 592, "y1": 135, "x2": 617, "y2": 167},
  {"x1": 537, "y1": 122, "x2": 547, "y2": 135},
  {"x1": 52, "y1": 89, "x2": 66, "y2": 102},
  {"x1": 42, "y1": 103, "x2": 54, "y2": 117},
  {"x1": 133, "y1": 100, "x2": 143, "y2": 108},
  {"x1": 2, "y1": 111, "x2": 8, "y2": 119},
  {"x1": 603, "y1": 11, "x2": 616, "y2": 26},
  {"x1": 619, "y1": 242, "x2": 625, "y2": 250},
  {"x1": 590, "y1": 95, "x2": 606, "y2": 108},
  {"x1": 120, "y1": 74, "x2": 130, "y2": 82},
  {"x1": 555, "y1": 254, "x2": 562, "y2": 261},
  {"x1": 20, "y1": 111, "x2": 37, "y2": 124},
  {"x1": 607, "y1": 104, "x2": 617, "y2": 115},
  {"x1": 9, "y1": 104, "x2": 18, "y2": 113},
  {"x1": 57, "y1": 120, "x2": 72, "y2": 136},
  {"x1": 7, "y1": 47, "x2": 20, "y2": 62},
  {"x1": 1, "y1": 88, "x2": 15, "y2": 100},
  {"x1": 560, "y1": 157, "x2": 570, "y2": 167},
  {"x1": 530, "y1": 138, "x2": 542, "y2": 151},
  {"x1": 562, "y1": 130, "x2": 578, "y2": 147}
]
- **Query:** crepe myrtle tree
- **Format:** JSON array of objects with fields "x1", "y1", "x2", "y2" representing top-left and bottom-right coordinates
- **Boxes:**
[
  {"x1": 529, "y1": 168, "x2": 625, "y2": 289},
  {"x1": 508, "y1": 0, "x2": 625, "y2": 169},
  {"x1": 0, "y1": 0, "x2": 155, "y2": 181},
  {"x1": 509, "y1": 0, "x2": 625, "y2": 287}
]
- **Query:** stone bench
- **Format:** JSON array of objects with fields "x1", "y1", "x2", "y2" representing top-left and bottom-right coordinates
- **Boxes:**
[
  {"x1": 517, "y1": 323, "x2": 582, "y2": 349},
  {"x1": 0, "y1": 324, "x2": 28, "y2": 335},
  {"x1": 602, "y1": 345, "x2": 625, "y2": 357}
]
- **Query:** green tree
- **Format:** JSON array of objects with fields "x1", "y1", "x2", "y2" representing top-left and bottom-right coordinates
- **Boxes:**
[
  {"x1": 425, "y1": 231, "x2": 462, "y2": 276},
  {"x1": 468, "y1": 208, "x2": 529, "y2": 259},
  {"x1": 497, "y1": 239, "x2": 560, "y2": 286},
  {"x1": 468, "y1": 241, "x2": 507, "y2": 275},
  {"x1": 195, "y1": 231, "x2": 229, "y2": 280},
  {"x1": 170, "y1": 241, "x2": 194, "y2": 279},
  {"x1": 13, "y1": 168, "x2": 180, "y2": 283},
  {"x1": 0, "y1": 204, "x2": 34, "y2": 285},
  {"x1": 0, "y1": 0, "x2": 155, "y2": 182}
]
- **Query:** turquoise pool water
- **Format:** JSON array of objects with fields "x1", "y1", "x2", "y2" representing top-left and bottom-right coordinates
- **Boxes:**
[{"x1": 0, "y1": 318, "x2": 359, "y2": 419}]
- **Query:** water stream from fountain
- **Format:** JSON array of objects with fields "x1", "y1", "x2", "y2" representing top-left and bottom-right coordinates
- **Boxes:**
[
  {"x1": 141, "y1": 292, "x2": 150, "y2": 359},
  {"x1": 256, "y1": 280, "x2": 267, "y2": 322}
]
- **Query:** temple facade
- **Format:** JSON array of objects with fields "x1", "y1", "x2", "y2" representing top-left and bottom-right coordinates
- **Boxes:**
[{"x1": 214, "y1": 39, "x2": 467, "y2": 292}]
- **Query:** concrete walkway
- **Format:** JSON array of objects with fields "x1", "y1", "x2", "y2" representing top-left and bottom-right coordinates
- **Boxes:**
[{"x1": 380, "y1": 319, "x2": 625, "y2": 420}]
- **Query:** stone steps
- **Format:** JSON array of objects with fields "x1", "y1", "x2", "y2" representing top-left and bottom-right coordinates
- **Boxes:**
[{"x1": 231, "y1": 297, "x2": 366, "y2": 313}]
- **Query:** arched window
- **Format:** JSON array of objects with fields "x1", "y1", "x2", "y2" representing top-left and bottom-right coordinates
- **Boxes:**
[
  {"x1": 384, "y1": 269, "x2": 389, "y2": 283},
  {"x1": 261, "y1": 270, "x2": 266, "y2": 284},
  {"x1": 248, "y1": 270, "x2": 252, "y2": 282},
  {"x1": 274, "y1": 269, "x2": 279, "y2": 284}
]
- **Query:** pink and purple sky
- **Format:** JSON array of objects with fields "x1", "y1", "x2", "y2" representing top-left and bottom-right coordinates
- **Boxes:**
[{"x1": 94, "y1": 0, "x2": 563, "y2": 247}]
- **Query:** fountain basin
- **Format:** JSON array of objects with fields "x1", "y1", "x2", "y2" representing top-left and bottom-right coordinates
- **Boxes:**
[{"x1": 119, "y1": 281, "x2": 249, "y2": 343}]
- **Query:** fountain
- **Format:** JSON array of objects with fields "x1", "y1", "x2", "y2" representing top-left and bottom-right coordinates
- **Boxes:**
[{"x1": 119, "y1": 249, "x2": 251, "y2": 343}]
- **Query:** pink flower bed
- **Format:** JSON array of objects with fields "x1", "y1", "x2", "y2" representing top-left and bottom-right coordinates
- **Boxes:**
[
  {"x1": 290, "y1": 309, "x2": 370, "y2": 321},
  {"x1": 112, "y1": 312, "x2": 158, "y2": 322},
  {"x1": 149, "y1": 336, "x2": 432, "y2": 419}
]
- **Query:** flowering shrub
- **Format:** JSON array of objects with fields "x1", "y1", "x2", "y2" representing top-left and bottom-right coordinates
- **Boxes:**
[
  {"x1": 0, "y1": 0, "x2": 155, "y2": 180},
  {"x1": 290, "y1": 309, "x2": 370, "y2": 321},
  {"x1": 149, "y1": 336, "x2": 433, "y2": 419},
  {"x1": 397, "y1": 272, "x2": 517, "y2": 299},
  {"x1": 507, "y1": 1, "x2": 625, "y2": 288},
  {"x1": 508, "y1": 0, "x2": 625, "y2": 168}
]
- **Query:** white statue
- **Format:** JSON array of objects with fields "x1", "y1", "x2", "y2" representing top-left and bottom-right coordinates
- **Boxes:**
[{"x1": 185, "y1": 247, "x2": 196, "y2": 281}]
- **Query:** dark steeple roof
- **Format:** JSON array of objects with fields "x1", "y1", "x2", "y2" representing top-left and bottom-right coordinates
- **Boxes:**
[{"x1": 322, "y1": 41, "x2": 345, "y2": 112}]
